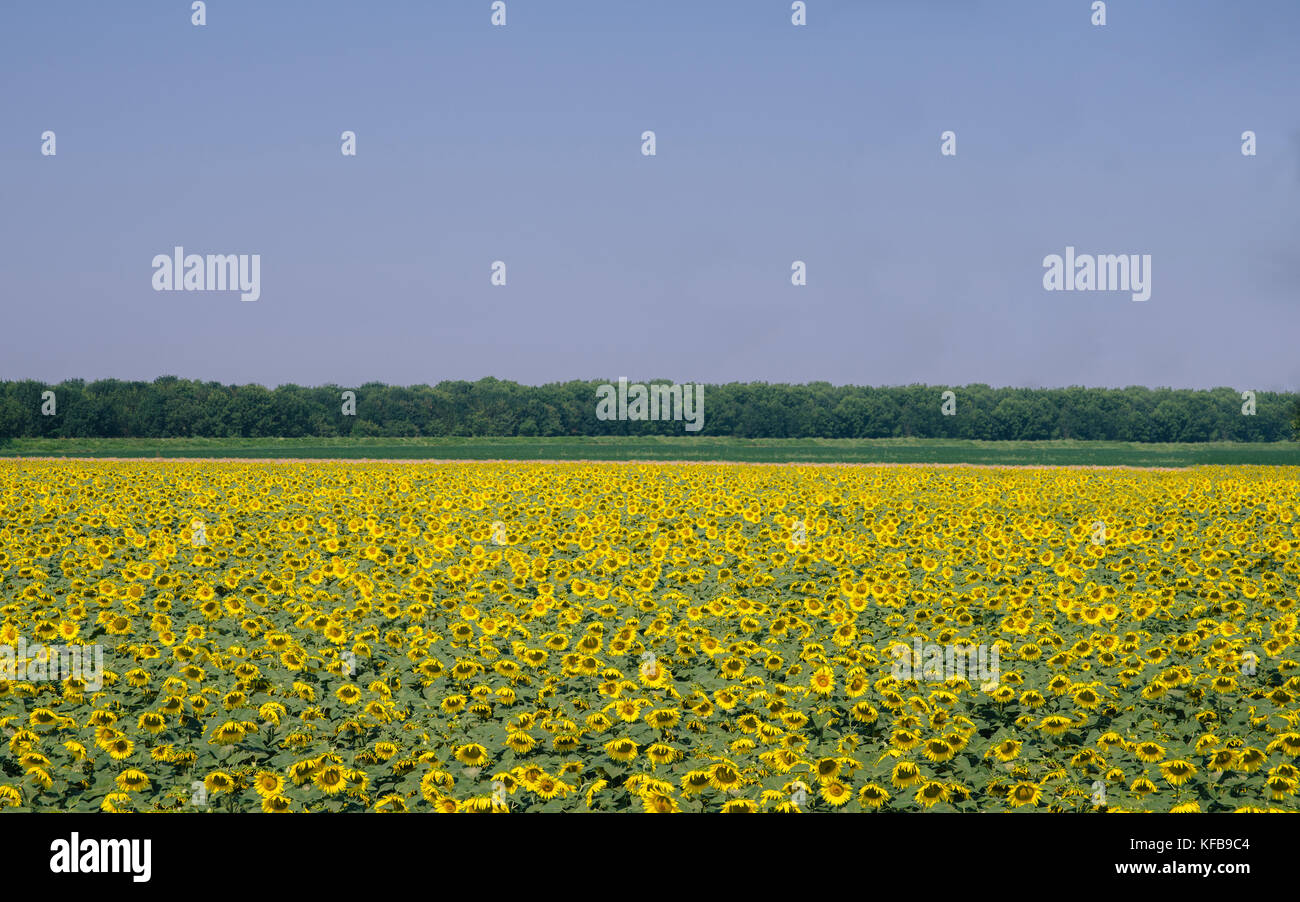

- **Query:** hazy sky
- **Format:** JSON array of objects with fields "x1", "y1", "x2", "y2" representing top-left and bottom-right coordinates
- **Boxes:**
[{"x1": 2, "y1": 1, "x2": 1297, "y2": 390}]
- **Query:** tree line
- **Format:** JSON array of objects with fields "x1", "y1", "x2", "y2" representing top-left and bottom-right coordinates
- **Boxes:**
[{"x1": 0, "y1": 377, "x2": 1297, "y2": 442}]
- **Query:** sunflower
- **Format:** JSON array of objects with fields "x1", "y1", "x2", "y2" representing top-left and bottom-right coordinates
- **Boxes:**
[
  {"x1": 1157, "y1": 760, "x2": 1196, "y2": 787},
  {"x1": 604, "y1": 738, "x2": 638, "y2": 763},
  {"x1": 642, "y1": 792, "x2": 680, "y2": 813},
  {"x1": 709, "y1": 762, "x2": 743, "y2": 791},
  {"x1": 988, "y1": 684, "x2": 1017, "y2": 704},
  {"x1": 105, "y1": 738, "x2": 135, "y2": 761},
  {"x1": 533, "y1": 775, "x2": 567, "y2": 800},
  {"x1": 1141, "y1": 682, "x2": 1169, "y2": 701},
  {"x1": 720, "y1": 799, "x2": 758, "y2": 812},
  {"x1": 714, "y1": 689, "x2": 739, "y2": 711},
  {"x1": 890, "y1": 729, "x2": 921, "y2": 752},
  {"x1": 1047, "y1": 675, "x2": 1073, "y2": 696},
  {"x1": 849, "y1": 702, "x2": 879, "y2": 724},
  {"x1": 1096, "y1": 731, "x2": 1124, "y2": 750},
  {"x1": 914, "y1": 780, "x2": 949, "y2": 808},
  {"x1": 890, "y1": 760, "x2": 922, "y2": 789},
  {"x1": 1007, "y1": 782, "x2": 1041, "y2": 808},
  {"x1": 253, "y1": 771, "x2": 285, "y2": 797},
  {"x1": 314, "y1": 765, "x2": 347, "y2": 795},
  {"x1": 1268, "y1": 733, "x2": 1300, "y2": 756},
  {"x1": 1265, "y1": 776, "x2": 1297, "y2": 800},
  {"x1": 204, "y1": 771, "x2": 235, "y2": 795},
  {"x1": 114, "y1": 770, "x2": 151, "y2": 792},
  {"x1": 453, "y1": 744, "x2": 489, "y2": 767},
  {"x1": 262, "y1": 794, "x2": 293, "y2": 813},
  {"x1": 506, "y1": 731, "x2": 537, "y2": 754},
  {"x1": 614, "y1": 699, "x2": 642, "y2": 722},
  {"x1": 1133, "y1": 741, "x2": 1166, "y2": 763},
  {"x1": 209, "y1": 721, "x2": 247, "y2": 746},
  {"x1": 645, "y1": 708, "x2": 681, "y2": 730},
  {"x1": 680, "y1": 770, "x2": 713, "y2": 797},
  {"x1": 1019, "y1": 690, "x2": 1046, "y2": 709},
  {"x1": 858, "y1": 783, "x2": 890, "y2": 809},
  {"x1": 814, "y1": 757, "x2": 841, "y2": 782},
  {"x1": 809, "y1": 666, "x2": 834, "y2": 697},
  {"x1": 101, "y1": 793, "x2": 133, "y2": 812},
  {"x1": 136, "y1": 712, "x2": 166, "y2": 735},
  {"x1": 646, "y1": 743, "x2": 681, "y2": 766},
  {"x1": 988, "y1": 739, "x2": 1022, "y2": 762},
  {"x1": 288, "y1": 759, "x2": 319, "y2": 786},
  {"x1": 820, "y1": 780, "x2": 852, "y2": 807},
  {"x1": 923, "y1": 738, "x2": 956, "y2": 763},
  {"x1": 1230, "y1": 747, "x2": 1266, "y2": 773},
  {"x1": 585, "y1": 779, "x2": 609, "y2": 808},
  {"x1": 1072, "y1": 686, "x2": 1102, "y2": 709},
  {"x1": 1130, "y1": 777, "x2": 1157, "y2": 797},
  {"x1": 1208, "y1": 749, "x2": 1237, "y2": 772},
  {"x1": 1038, "y1": 714, "x2": 1076, "y2": 738},
  {"x1": 419, "y1": 772, "x2": 450, "y2": 803}
]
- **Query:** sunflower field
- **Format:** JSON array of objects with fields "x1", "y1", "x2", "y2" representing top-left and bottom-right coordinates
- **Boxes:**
[{"x1": 1, "y1": 460, "x2": 1297, "y2": 812}]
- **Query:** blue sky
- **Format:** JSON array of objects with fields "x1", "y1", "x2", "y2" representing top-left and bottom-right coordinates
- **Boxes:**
[{"x1": 2, "y1": 0, "x2": 1297, "y2": 389}]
